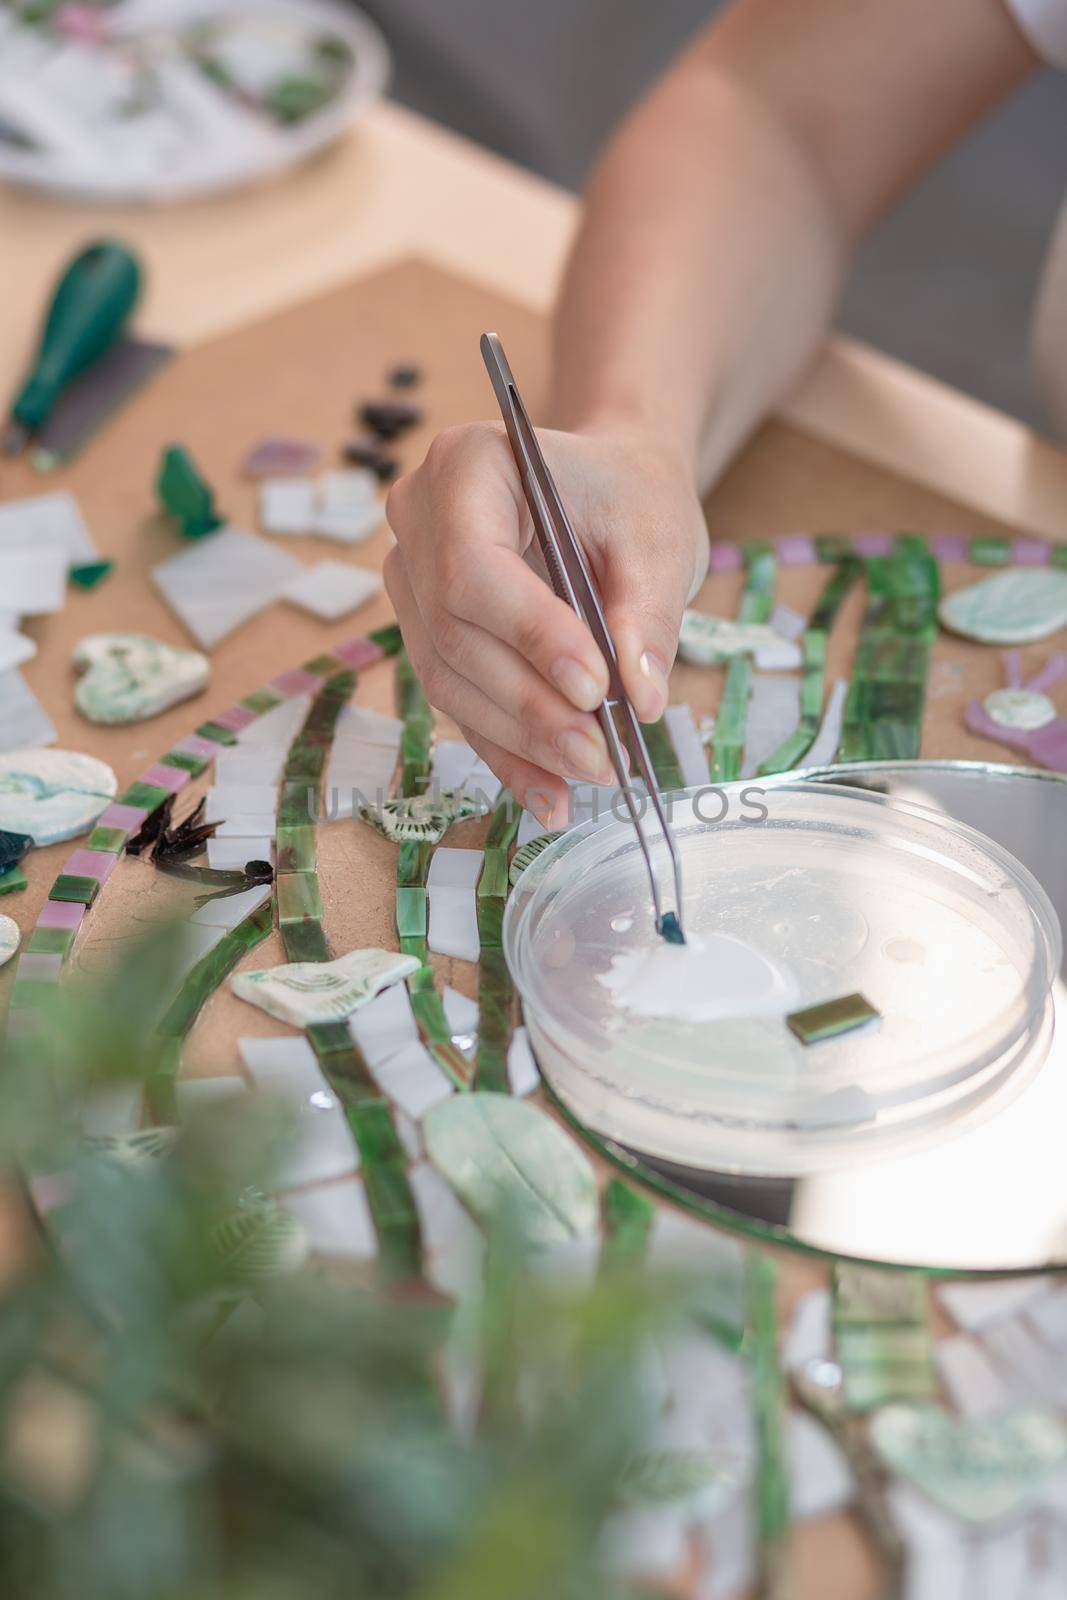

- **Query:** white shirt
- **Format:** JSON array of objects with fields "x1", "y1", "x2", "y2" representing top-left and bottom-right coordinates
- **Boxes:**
[{"x1": 1007, "y1": 0, "x2": 1067, "y2": 436}]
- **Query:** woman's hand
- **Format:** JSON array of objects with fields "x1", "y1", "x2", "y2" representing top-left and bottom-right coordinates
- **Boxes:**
[{"x1": 384, "y1": 421, "x2": 708, "y2": 826}]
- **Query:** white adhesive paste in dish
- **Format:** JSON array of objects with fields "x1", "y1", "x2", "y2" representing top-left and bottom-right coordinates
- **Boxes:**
[{"x1": 598, "y1": 930, "x2": 799, "y2": 1023}]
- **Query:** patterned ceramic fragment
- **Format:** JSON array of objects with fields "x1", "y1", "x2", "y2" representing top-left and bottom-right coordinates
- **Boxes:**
[
  {"x1": 232, "y1": 947, "x2": 420, "y2": 1027},
  {"x1": 678, "y1": 610, "x2": 801, "y2": 671},
  {"x1": 73, "y1": 633, "x2": 210, "y2": 725},
  {"x1": 212, "y1": 1201, "x2": 308, "y2": 1280},
  {"x1": 869, "y1": 1404, "x2": 1067, "y2": 1524},
  {"x1": 983, "y1": 687, "x2": 1056, "y2": 730},
  {"x1": 360, "y1": 788, "x2": 490, "y2": 844},
  {"x1": 0, "y1": 748, "x2": 118, "y2": 845},
  {"x1": 0, "y1": 912, "x2": 19, "y2": 968},
  {"x1": 938, "y1": 570, "x2": 1067, "y2": 645},
  {"x1": 423, "y1": 1091, "x2": 599, "y2": 1246}
]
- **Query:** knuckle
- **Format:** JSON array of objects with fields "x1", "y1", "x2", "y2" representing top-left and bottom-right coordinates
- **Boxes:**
[{"x1": 384, "y1": 472, "x2": 413, "y2": 534}]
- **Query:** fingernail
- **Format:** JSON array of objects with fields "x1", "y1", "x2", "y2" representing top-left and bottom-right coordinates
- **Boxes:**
[
  {"x1": 636, "y1": 650, "x2": 669, "y2": 719},
  {"x1": 557, "y1": 729, "x2": 613, "y2": 785},
  {"x1": 551, "y1": 657, "x2": 603, "y2": 713}
]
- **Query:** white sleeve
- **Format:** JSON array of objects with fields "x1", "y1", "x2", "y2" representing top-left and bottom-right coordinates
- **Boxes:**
[{"x1": 1003, "y1": 0, "x2": 1067, "y2": 67}]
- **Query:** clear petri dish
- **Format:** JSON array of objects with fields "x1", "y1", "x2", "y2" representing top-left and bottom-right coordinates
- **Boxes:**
[{"x1": 505, "y1": 783, "x2": 1060, "y2": 1176}]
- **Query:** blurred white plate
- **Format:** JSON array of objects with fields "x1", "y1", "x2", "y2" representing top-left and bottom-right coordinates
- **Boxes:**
[{"x1": 0, "y1": 0, "x2": 390, "y2": 204}]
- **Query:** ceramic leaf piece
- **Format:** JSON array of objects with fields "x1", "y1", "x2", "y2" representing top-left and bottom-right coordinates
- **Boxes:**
[
  {"x1": 423, "y1": 1091, "x2": 598, "y2": 1246},
  {"x1": 617, "y1": 1450, "x2": 741, "y2": 1515},
  {"x1": 360, "y1": 788, "x2": 490, "y2": 845},
  {"x1": 983, "y1": 687, "x2": 1056, "y2": 730},
  {"x1": 73, "y1": 632, "x2": 210, "y2": 725},
  {"x1": 939, "y1": 569, "x2": 1067, "y2": 645},
  {"x1": 869, "y1": 1404, "x2": 1067, "y2": 1525},
  {"x1": 678, "y1": 611, "x2": 801, "y2": 671},
  {"x1": 0, "y1": 748, "x2": 118, "y2": 845},
  {"x1": 232, "y1": 947, "x2": 420, "y2": 1027},
  {"x1": 509, "y1": 832, "x2": 561, "y2": 886},
  {"x1": 0, "y1": 912, "x2": 20, "y2": 968},
  {"x1": 212, "y1": 1201, "x2": 309, "y2": 1281},
  {"x1": 85, "y1": 1127, "x2": 180, "y2": 1166}
]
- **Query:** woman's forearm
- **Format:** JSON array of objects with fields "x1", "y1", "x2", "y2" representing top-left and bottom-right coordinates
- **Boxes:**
[
  {"x1": 551, "y1": 57, "x2": 846, "y2": 493},
  {"x1": 551, "y1": 0, "x2": 1036, "y2": 495}
]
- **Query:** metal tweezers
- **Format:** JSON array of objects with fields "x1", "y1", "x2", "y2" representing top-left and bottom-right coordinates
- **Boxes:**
[{"x1": 481, "y1": 332, "x2": 686, "y2": 943}]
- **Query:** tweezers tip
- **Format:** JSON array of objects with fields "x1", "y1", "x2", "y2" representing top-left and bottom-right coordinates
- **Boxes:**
[{"x1": 658, "y1": 911, "x2": 686, "y2": 946}]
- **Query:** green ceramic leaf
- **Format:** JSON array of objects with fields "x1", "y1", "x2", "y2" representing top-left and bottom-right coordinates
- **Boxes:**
[
  {"x1": 938, "y1": 569, "x2": 1067, "y2": 645},
  {"x1": 85, "y1": 1127, "x2": 179, "y2": 1166},
  {"x1": 232, "y1": 948, "x2": 420, "y2": 1028},
  {"x1": 423, "y1": 1092, "x2": 598, "y2": 1246},
  {"x1": 212, "y1": 1202, "x2": 308, "y2": 1282},
  {"x1": 361, "y1": 788, "x2": 489, "y2": 845},
  {"x1": 617, "y1": 1450, "x2": 741, "y2": 1514},
  {"x1": 869, "y1": 1404, "x2": 1067, "y2": 1525}
]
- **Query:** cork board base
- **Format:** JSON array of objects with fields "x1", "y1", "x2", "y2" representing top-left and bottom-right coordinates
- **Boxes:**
[{"x1": 2, "y1": 256, "x2": 1054, "y2": 1600}]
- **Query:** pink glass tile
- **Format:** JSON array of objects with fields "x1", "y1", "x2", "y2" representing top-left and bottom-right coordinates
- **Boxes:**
[
  {"x1": 270, "y1": 667, "x2": 324, "y2": 696},
  {"x1": 1011, "y1": 537, "x2": 1050, "y2": 566},
  {"x1": 776, "y1": 535, "x2": 818, "y2": 566},
  {"x1": 37, "y1": 900, "x2": 86, "y2": 931},
  {"x1": 931, "y1": 533, "x2": 968, "y2": 562},
  {"x1": 17, "y1": 952, "x2": 63, "y2": 982},
  {"x1": 707, "y1": 541, "x2": 742, "y2": 574},
  {"x1": 853, "y1": 531, "x2": 893, "y2": 557},
  {"x1": 62, "y1": 848, "x2": 119, "y2": 884},
  {"x1": 213, "y1": 704, "x2": 259, "y2": 732},
  {"x1": 142, "y1": 762, "x2": 191, "y2": 794},
  {"x1": 333, "y1": 637, "x2": 386, "y2": 670},
  {"x1": 171, "y1": 733, "x2": 225, "y2": 761},
  {"x1": 94, "y1": 801, "x2": 149, "y2": 833}
]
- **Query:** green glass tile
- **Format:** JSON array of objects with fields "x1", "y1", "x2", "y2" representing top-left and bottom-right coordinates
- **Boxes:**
[
  {"x1": 240, "y1": 688, "x2": 283, "y2": 715},
  {"x1": 160, "y1": 749, "x2": 210, "y2": 777},
  {"x1": 710, "y1": 655, "x2": 751, "y2": 782},
  {"x1": 834, "y1": 1264, "x2": 927, "y2": 1326},
  {"x1": 475, "y1": 948, "x2": 512, "y2": 1092},
  {"x1": 396, "y1": 839, "x2": 431, "y2": 889},
  {"x1": 301, "y1": 653, "x2": 344, "y2": 677},
  {"x1": 276, "y1": 871, "x2": 323, "y2": 925},
  {"x1": 968, "y1": 535, "x2": 1011, "y2": 566},
  {"x1": 284, "y1": 742, "x2": 327, "y2": 783},
  {"x1": 118, "y1": 781, "x2": 171, "y2": 814},
  {"x1": 641, "y1": 715, "x2": 685, "y2": 791},
  {"x1": 350, "y1": 1098, "x2": 406, "y2": 1166},
  {"x1": 478, "y1": 846, "x2": 508, "y2": 901},
  {"x1": 69, "y1": 559, "x2": 114, "y2": 589},
  {"x1": 281, "y1": 919, "x2": 330, "y2": 963},
  {"x1": 0, "y1": 866, "x2": 27, "y2": 896},
  {"x1": 601, "y1": 1178, "x2": 654, "y2": 1268},
  {"x1": 369, "y1": 622, "x2": 403, "y2": 656},
  {"x1": 1051, "y1": 544, "x2": 1067, "y2": 569},
  {"x1": 157, "y1": 898, "x2": 273, "y2": 1043},
  {"x1": 195, "y1": 721, "x2": 239, "y2": 747},
  {"x1": 485, "y1": 793, "x2": 521, "y2": 851},
  {"x1": 275, "y1": 824, "x2": 316, "y2": 873},
  {"x1": 396, "y1": 886, "x2": 427, "y2": 938},
  {"x1": 815, "y1": 534, "x2": 853, "y2": 563},
  {"x1": 741, "y1": 539, "x2": 773, "y2": 567},
  {"x1": 399, "y1": 933, "x2": 428, "y2": 963},
  {"x1": 363, "y1": 1157, "x2": 418, "y2": 1225},
  {"x1": 477, "y1": 895, "x2": 505, "y2": 951},
  {"x1": 86, "y1": 825, "x2": 129, "y2": 854},
  {"x1": 745, "y1": 1253, "x2": 791, "y2": 1576},
  {"x1": 27, "y1": 926, "x2": 76, "y2": 957},
  {"x1": 278, "y1": 782, "x2": 314, "y2": 828},
  {"x1": 49, "y1": 874, "x2": 99, "y2": 906},
  {"x1": 787, "y1": 992, "x2": 879, "y2": 1045}
]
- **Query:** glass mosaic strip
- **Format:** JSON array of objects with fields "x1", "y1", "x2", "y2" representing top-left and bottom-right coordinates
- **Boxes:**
[
  {"x1": 149, "y1": 898, "x2": 274, "y2": 1119},
  {"x1": 475, "y1": 794, "x2": 522, "y2": 1091},
  {"x1": 839, "y1": 537, "x2": 939, "y2": 762},
  {"x1": 710, "y1": 549, "x2": 777, "y2": 782},
  {"x1": 746, "y1": 1251, "x2": 790, "y2": 1594},
  {"x1": 395, "y1": 651, "x2": 433, "y2": 797},
  {"x1": 306, "y1": 1020, "x2": 422, "y2": 1282},
  {"x1": 758, "y1": 558, "x2": 862, "y2": 775},
  {"x1": 832, "y1": 1264, "x2": 937, "y2": 1413}
]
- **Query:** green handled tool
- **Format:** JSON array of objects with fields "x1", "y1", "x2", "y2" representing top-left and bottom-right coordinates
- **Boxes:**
[{"x1": 4, "y1": 239, "x2": 142, "y2": 457}]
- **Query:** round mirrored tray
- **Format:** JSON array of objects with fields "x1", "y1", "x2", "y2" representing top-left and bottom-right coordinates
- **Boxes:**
[{"x1": 519, "y1": 762, "x2": 1067, "y2": 1275}]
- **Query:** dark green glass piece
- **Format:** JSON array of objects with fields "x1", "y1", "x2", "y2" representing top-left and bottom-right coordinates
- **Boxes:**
[
  {"x1": 475, "y1": 948, "x2": 512, "y2": 1092},
  {"x1": 395, "y1": 886, "x2": 427, "y2": 939},
  {"x1": 49, "y1": 874, "x2": 99, "y2": 906},
  {"x1": 278, "y1": 782, "x2": 314, "y2": 828},
  {"x1": 369, "y1": 622, "x2": 404, "y2": 656},
  {"x1": 86, "y1": 825, "x2": 128, "y2": 854},
  {"x1": 477, "y1": 846, "x2": 508, "y2": 901},
  {"x1": 276, "y1": 871, "x2": 323, "y2": 924},
  {"x1": 0, "y1": 866, "x2": 27, "y2": 896},
  {"x1": 301, "y1": 653, "x2": 344, "y2": 678},
  {"x1": 26, "y1": 926, "x2": 75, "y2": 957},
  {"x1": 275, "y1": 824, "x2": 316, "y2": 873},
  {"x1": 156, "y1": 443, "x2": 224, "y2": 539},
  {"x1": 968, "y1": 535, "x2": 1011, "y2": 566},
  {"x1": 240, "y1": 688, "x2": 284, "y2": 715},
  {"x1": 69, "y1": 559, "x2": 114, "y2": 589},
  {"x1": 194, "y1": 721, "x2": 238, "y2": 747},
  {"x1": 118, "y1": 781, "x2": 171, "y2": 814},
  {"x1": 641, "y1": 715, "x2": 685, "y2": 791},
  {"x1": 786, "y1": 992, "x2": 880, "y2": 1045},
  {"x1": 814, "y1": 533, "x2": 853, "y2": 563},
  {"x1": 160, "y1": 748, "x2": 210, "y2": 777}
]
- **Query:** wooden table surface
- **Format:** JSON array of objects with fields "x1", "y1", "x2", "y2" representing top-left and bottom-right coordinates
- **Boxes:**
[{"x1": 4, "y1": 96, "x2": 1067, "y2": 541}]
